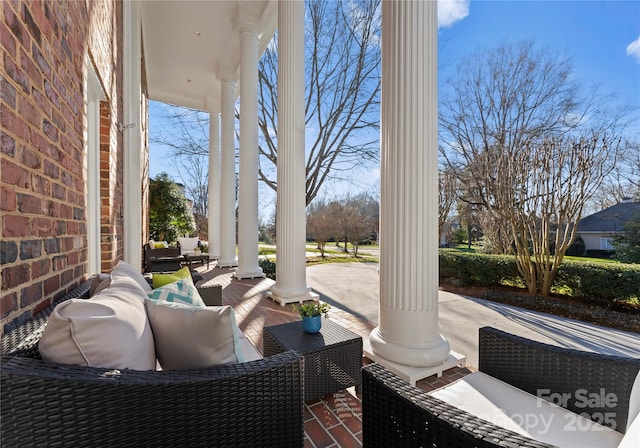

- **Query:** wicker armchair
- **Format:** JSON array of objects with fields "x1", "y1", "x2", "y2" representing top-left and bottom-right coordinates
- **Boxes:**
[
  {"x1": 362, "y1": 326, "x2": 640, "y2": 448},
  {"x1": 1, "y1": 281, "x2": 305, "y2": 448}
]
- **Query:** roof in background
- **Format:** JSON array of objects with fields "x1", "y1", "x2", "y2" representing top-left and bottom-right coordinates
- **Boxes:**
[{"x1": 577, "y1": 201, "x2": 640, "y2": 232}]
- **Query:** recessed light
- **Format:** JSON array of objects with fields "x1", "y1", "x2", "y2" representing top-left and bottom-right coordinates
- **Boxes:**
[
  {"x1": 187, "y1": 79, "x2": 192, "y2": 83},
  {"x1": 194, "y1": 31, "x2": 201, "y2": 37}
]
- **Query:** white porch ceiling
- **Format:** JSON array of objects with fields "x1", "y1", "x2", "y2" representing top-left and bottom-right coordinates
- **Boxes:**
[{"x1": 140, "y1": 0, "x2": 277, "y2": 112}]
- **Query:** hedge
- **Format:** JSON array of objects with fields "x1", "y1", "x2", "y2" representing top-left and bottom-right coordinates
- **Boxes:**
[{"x1": 438, "y1": 249, "x2": 640, "y2": 304}]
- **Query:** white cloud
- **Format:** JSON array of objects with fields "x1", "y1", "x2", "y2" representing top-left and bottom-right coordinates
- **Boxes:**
[
  {"x1": 438, "y1": 0, "x2": 470, "y2": 29},
  {"x1": 626, "y1": 36, "x2": 640, "y2": 64}
]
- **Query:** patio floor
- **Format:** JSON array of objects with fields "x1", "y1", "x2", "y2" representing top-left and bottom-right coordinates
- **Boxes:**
[{"x1": 195, "y1": 264, "x2": 474, "y2": 448}]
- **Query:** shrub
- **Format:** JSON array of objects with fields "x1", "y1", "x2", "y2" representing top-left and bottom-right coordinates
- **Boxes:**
[
  {"x1": 259, "y1": 258, "x2": 276, "y2": 280},
  {"x1": 439, "y1": 250, "x2": 520, "y2": 285},
  {"x1": 555, "y1": 260, "x2": 640, "y2": 303},
  {"x1": 439, "y1": 249, "x2": 640, "y2": 305}
]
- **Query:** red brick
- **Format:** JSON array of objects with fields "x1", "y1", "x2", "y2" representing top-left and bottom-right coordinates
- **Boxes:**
[
  {"x1": 0, "y1": 105, "x2": 30, "y2": 143},
  {"x1": 0, "y1": 20, "x2": 17, "y2": 58},
  {"x1": 17, "y1": 193, "x2": 41, "y2": 214},
  {"x1": 20, "y1": 46, "x2": 42, "y2": 87},
  {"x1": 0, "y1": 186, "x2": 17, "y2": 211},
  {"x1": 0, "y1": 73, "x2": 17, "y2": 108},
  {"x1": 31, "y1": 258, "x2": 50, "y2": 278},
  {"x1": 1, "y1": 263, "x2": 30, "y2": 289},
  {"x1": 1, "y1": 130, "x2": 16, "y2": 156},
  {"x1": 31, "y1": 217, "x2": 53, "y2": 236},
  {"x1": 0, "y1": 292, "x2": 18, "y2": 319},
  {"x1": 3, "y1": 215, "x2": 30, "y2": 237},
  {"x1": 20, "y1": 146, "x2": 41, "y2": 169},
  {"x1": 1, "y1": 158, "x2": 29, "y2": 187},
  {"x1": 42, "y1": 118, "x2": 58, "y2": 142},
  {"x1": 20, "y1": 281, "x2": 43, "y2": 307},
  {"x1": 44, "y1": 274, "x2": 60, "y2": 295}
]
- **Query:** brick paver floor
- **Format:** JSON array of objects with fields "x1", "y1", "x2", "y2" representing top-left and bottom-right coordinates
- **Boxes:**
[{"x1": 196, "y1": 264, "x2": 474, "y2": 448}]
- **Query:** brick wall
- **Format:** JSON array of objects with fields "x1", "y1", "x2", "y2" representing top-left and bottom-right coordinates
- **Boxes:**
[{"x1": 0, "y1": 0, "x2": 127, "y2": 334}]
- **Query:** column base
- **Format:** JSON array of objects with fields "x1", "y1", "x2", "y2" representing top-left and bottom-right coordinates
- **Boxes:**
[
  {"x1": 217, "y1": 259, "x2": 238, "y2": 268},
  {"x1": 234, "y1": 268, "x2": 265, "y2": 279},
  {"x1": 368, "y1": 326, "x2": 451, "y2": 368},
  {"x1": 268, "y1": 289, "x2": 319, "y2": 306},
  {"x1": 364, "y1": 338, "x2": 466, "y2": 386}
]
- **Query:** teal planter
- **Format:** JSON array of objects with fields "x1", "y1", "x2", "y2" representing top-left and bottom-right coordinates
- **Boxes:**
[{"x1": 302, "y1": 315, "x2": 322, "y2": 333}]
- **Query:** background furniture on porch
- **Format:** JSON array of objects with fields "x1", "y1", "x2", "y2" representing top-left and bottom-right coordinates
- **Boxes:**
[
  {"x1": 183, "y1": 252, "x2": 210, "y2": 270},
  {"x1": 1, "y1": 281, "x2": 305, "y2": 448},
  {"x1": 263, "y1": 318, "x2": 363, "y2": 402},
  {"x1": 143, "y1": 243, "x2": 183, "y2": 273},
  {"x1": 362, "y1": 326, "x2": 640, "y2": 448}
]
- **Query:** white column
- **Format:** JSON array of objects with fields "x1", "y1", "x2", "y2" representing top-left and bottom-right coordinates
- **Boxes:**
[
  {"x1": 366, "y1": 0, "x2": 455, "y2": 379},
  {"x1": 235, "y1": 20, "x2": 264, "y2": 279},
  {"x1": 218, "y1": 74, "x2": 238, "y2": 267},
  {"x1": 268, "y1": 0, "x2": 318, "y2": 305},
  {"x1": 122, "y1": 0, "x2": 143, "y2": 270},
  {"x1": 207, "y1": 109, "x2": 221, "y2": 259}
]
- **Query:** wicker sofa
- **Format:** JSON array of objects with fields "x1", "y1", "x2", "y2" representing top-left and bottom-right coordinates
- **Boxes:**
[
  {"x1": 1, "y1": 280, "x2": 305, "y2": 448},
  {"x1": 362, "y1": 326, "x2": 640, "y2": 448}
]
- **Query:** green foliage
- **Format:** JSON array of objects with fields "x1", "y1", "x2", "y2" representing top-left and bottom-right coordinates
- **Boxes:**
[
  {"x1": 614, "y1": 211, "x2": 640, "y2": 264},
  {"x1": 554, "y1": 260, "x2": 640, "y2": 303},
  {"x1": 439, "y1": 249, "x2": 520, "y2": 285},
  {"x1": 258, "y1": 258, "x2": 277, "y2": 280},
  {"x1": 439, "y1": 249, "x2": 640, "y2": 304},
  {"x1": 293, "y1": 301, "x2": 331, "y2": 318},
  {"x1": 149, "y1": 173, "x2": 194, "y2": 242}
]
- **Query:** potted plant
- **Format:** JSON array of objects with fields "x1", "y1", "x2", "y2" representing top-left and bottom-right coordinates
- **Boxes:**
[{"x1": 293, "y1": 301, "x2": 331, "y2": 333}]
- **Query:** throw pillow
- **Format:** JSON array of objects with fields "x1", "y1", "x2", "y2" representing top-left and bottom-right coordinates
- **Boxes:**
[
  {"x1": 152, "y1": 266, "x2": 191, "y2": 288},
  {"x1": 154, "y1": 241, "x2": 169, "y2": 248},
  {"x1": 39, "y1": 274, "x2": 156, "y2": 370},
  {"x1": 111, "y1": 260, "x2": 152, "y2": 292},
  {"x1": 147, "y1": 275, "x2": 206, "y2": 307},
  {"x1": 144, "y1": 300, "x2": 244, "y2": 369}
]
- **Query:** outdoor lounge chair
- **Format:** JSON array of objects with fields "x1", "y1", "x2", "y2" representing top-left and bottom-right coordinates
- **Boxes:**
[
  {"x1": 1, "y1": 281, "x2": 305, "y2": 448},
  {"x1": 362, "y1": 326, "x2": 640, "y2": 448}
]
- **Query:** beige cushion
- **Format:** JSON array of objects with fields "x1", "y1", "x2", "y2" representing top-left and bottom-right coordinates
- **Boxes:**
[
  {"x1": 39, "y1": 275, "x2": 156, "y2": 370},
  {"x1": 111, "y1": 260, "x2": 152, "y2": 292},
  {"x1": 144, "y1": 300, "x2": 243, "y2": 370},
  {"x1": 430, "y1": 371, "x2": 622, "y2": 448}
]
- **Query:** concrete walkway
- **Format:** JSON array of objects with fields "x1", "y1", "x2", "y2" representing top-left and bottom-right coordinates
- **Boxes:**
[{"x1": 306, "y1": 262, "x2": 640, "y2": 369}]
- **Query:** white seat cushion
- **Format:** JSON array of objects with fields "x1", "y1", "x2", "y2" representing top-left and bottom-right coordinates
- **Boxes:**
[{"x1": 429, "y1": 371, "x2": 623, "y2": 448}]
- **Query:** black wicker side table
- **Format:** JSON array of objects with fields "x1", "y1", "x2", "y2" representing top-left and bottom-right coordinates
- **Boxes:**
[{"x1": 263, "y1": 319, "x2": 363, "y2": 402}]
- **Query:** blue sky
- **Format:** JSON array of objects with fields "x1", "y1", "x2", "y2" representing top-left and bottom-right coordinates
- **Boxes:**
[{"x1": 150, "y1": 0, "x2": 640, "y2": 218}]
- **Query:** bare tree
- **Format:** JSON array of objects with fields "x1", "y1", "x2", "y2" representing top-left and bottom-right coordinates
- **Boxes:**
[
  {"x1": 439, "y1": 40, "x2": 630, "y2": 295},
  {"x1": 258, "y1": 0, "x2": 381, "y2": 205},
  {"x1": 494, "y1": 132, "x2": 623, "y2": 296},
  {"x1": 307, "y1": 199, "x2": 336, "y2": 257},
  {"x1": 438, "y1": 168, "x2": 458, "y2": 242},
  {"x1": 343, "y1": 193, "x2": 378, "y2": 257}
]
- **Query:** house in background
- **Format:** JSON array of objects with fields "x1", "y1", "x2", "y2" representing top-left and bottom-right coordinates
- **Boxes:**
[{"x1": 575, "y1": 199, "x2": 640, "y2": 254}]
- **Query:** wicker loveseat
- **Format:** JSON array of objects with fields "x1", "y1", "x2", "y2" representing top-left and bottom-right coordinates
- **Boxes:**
[
  {"x1": 1, "y1": 280, "x2": 305, "y2": 448},
  {"x1": 362, "y1": 326, "x2": 640, "y2": 448}
]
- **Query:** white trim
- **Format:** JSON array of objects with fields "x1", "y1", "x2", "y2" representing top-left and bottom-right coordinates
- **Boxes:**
[
  {"x1": 123, "y1": 1, "x2": 143, "y2": 269},
  {"x1": 85, "y1": 59, "x2": 105, "y2": 276}
]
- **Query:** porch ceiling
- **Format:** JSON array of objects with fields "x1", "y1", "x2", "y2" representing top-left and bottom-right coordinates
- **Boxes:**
[{"x1": 140, "y1": 0, "x2": 277, "y2": 112}]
